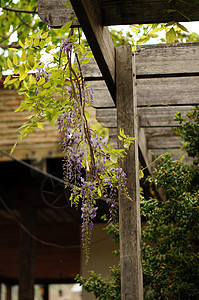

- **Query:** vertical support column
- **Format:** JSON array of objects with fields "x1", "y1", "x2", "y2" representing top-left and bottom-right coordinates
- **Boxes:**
[
  {"x1": 6, "y1": 284, "x2": 11, "y2": 300},
  {"x1": 43, "y1": 284, "x2": 49, "y2": 300},
  {"x1": 116, "y1": 45, "x2": 143, "y2": 300},
  {"x1": 19, "y1": 206, "x2": 36, "y2": 300}
]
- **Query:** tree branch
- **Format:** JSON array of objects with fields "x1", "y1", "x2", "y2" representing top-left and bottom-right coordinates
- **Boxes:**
[
  {"x1": 16, "y1": 12, "x2": 32, "y2": 28},
  {"x1": 0, "y1": 44, "x2": 21, "y2": 49},
  {"x1": 3, "y1": 6, "x2": 38, "y2": 14}
]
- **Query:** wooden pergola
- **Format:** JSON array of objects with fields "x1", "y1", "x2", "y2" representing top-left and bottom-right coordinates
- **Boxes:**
[
  {"x1": 38, "y1": 1, "x2": 199, "y2": 299},
  {"x1": 1, "y1": 1, "x2": 199, "y2": 299}
]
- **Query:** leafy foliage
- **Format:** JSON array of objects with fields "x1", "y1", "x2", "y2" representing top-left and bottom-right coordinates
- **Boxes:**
[
  {"x1": 77, "y1": 107, "x2": 199, "y2": 299},
  {"x1": 142, "y1": 154, "x2": 199, "y2": 299},
  {"x1": 76, "y1": 265, "x2": 121, "y2": 300},
  {"x1": 174, "y1": 106, "x2": 199, "y2": 165}
]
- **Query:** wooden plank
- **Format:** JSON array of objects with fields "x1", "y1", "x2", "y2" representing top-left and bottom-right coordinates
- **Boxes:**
[
  {"x1": 89, "y1": 81, "x2": 115, "y2": 108},
  {"x1": 99, "y1": 0, "x2": 199, "y2": 25},
  {"x1": 89, "y1": 76, "x2": 199, "y2": 108},
  {"x1": 137, "y1": 76, "x2": 199, "y2": 107},
  {"x1": 70, "y1": 0, "x2": 116, "y2": 101},
  {"x1": 138, "y1": 128, "x2": 152, "y2": 174},
  {"x1": 136, "y1": 43, "x2": 199, "y2": 75},
  {"x1": 96, "y1": 106, "x2": 194, "y2": 128},
  {"x1": 148, "y1": 135, "x2": 181, "y2": 149},
  {"x1": 19, "y1": 206, "x2": 36, "y2": 300},
  {"x1": 6, "y1": 284, "x2": 11, "y2": 300},
  {"x1": 43, "y1": 284, "x2": 49, "y2": 300},
  {"x1": 116, "y1": 45, "x2": 143, "y2": 300},
  {"x1": 38, "y1": 0, "x2": 79, "y2": 28}
]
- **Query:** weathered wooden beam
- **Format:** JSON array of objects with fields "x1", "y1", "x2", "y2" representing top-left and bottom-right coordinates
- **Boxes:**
[
  {"x1": 138, "y1": 128, "x2": 152, "y2": 174},
  {"x1": 70, "y1": 0, "x2": 116, "y2": 101},
  {"x1": 99, "y1": 0, "x2": 199, "y2": 25},
  {"x1": 96, "y1": 105, "x2": 194, "y2": 128},
  {"x1": 38, "y1": 0, "x2": 79, "y2": 28},
  {"x1": 43, "y1": 284, "x2": 49, "y2": 300},
  {"x1": 136, "y1": 43, "x2": 199, "y2": 75},
  {"x1": 19, "y1": 206, "x2": 36, "y2": 300},
  {"x1": 116, "y1": 45, "x2": 143, "y2": 299},
  {"x1": 6, "y1": 284, "x2": 11, "y2": 300}
]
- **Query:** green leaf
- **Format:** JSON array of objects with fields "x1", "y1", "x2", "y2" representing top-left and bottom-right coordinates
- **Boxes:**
[
  {"x1": 29, "y1": 74, "x2": 36, "y2": 85},
  {"x1": 13, "y1": 53, "x2": 18, "y2": 66},
  {"x1": 139, "y1": 169, "x2": 144, "y2": 179},
  {"x1": 27, "y1": 55, "x2": 35, "y2": 68},
  {"x1": 21, "y1": 50, "x2": 26, "y2": 62},
  {"x1": 7, "y1": 58, "x2": 13, "y2": 70},
  {"x1": 167, "y1": 9, "x2": 176, "y2": 13},
  {"x1": 86, "y1": 52, "x2": 93, "y2": 58},
  {"x1": 25, "y1": 37, "x2": 31, "y2": 46},
  {"x1": 46, "y1": 37, "x2": 52, "y2": 44},
  {"x1": 20, "y1": 73, "x2": 28, "y2": 81},
  {"x1": 10, "y1": 142, "x2": 18, "y2": 155},
  {"x1": 37, "y1": 77, "x2": 45, "y2": 85},
  {"x1": 166, "y1": 27, "x2": 176, "y2": 43},
  {"x1": 110, "y1": 154, "x2": 117, "y2": 163},
  {"x1": 176, "y1": 22, "x2": 189, "y2": 33},
  {"x1": 34, "y1": 38, "x2": 40, "y2": 47},
  {"x1": 60, "y1": 20, "x2": 72, "y2": 32},
  {"x1": 41, "y1": 32, "x2": 48, "y2": 39},
  {"x1": 37, "y1": 122, "x2": 44, "y2": 130},
  {"x1": 3, "y1": 75, "x2": 11, "y2": 85},
  {"x1": 63, "y1": 2, "x2": 72, "y2": 7},
  {"x1": 19, "y1": 40, "x2": 24, "y2": 49},
  {"x1": 79, "y1": 44, "x2": 87, "y2": 54},
  {"x1": 82, "y1": 59, "x2": 90, "y2": 64}
]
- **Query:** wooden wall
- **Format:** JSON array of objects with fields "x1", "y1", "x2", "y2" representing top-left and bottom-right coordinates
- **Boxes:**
[{"x1": 84, "y1": 43, "x2": 199, "y2": 169}]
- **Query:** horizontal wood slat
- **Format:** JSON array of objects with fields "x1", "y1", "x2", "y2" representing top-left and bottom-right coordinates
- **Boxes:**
[
  {"x1": 96, "y1": 106, "x2": 194, "y2": 128},
  {"x1": 99, "y1": 0, "x2": 199, "y2": 25},
  {"x1": 136, "y1": 43, "x2": 199, "y2": 75}
]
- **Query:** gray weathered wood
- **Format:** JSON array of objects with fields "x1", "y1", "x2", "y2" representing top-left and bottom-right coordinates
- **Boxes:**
[
  {"x1": 70, "y1": 0, "x2": 116, "y2": 101},
  {"x1": 137, "y1": 77, "x2": 199, "y2": 107},
  {"x1": 136, "y1": 43, "x2": 199, "y2": 75},
  {"x1": 96, "y1": 106, "x2": 194, "y2": 128},
  {"x1": 38, "y1": 0, "x2": 79, "y2": 28},
  {"x1": 19, "y1": 206, "x2": 36, "y2": 300},
  {"x1": 88, "y1": 76, "x2": 199, "y2": 108},
  {"x1": 148, "y1": 135, "x2": 181, "y2": 149},
  {"x1": 116, "y1": 45, "x2": 143, "y2": 300},
  {"x1": 82, "y1": 43, "x2": 199, "y2": 108},
  {"x1": 138, "y1": 128, "x2": 152, "y2": 174},
  {"x1": 99, "y1": 0, "x2": 199, "y2": 25}
]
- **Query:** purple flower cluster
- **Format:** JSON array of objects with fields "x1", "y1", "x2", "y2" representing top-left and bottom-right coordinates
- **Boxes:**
[
  {"x1": 56, "y1": 55, "x2": 121, "y2": 260},
  {"x1": 61, "y1": 38, "x2": 74, "y2": 54},
  {"x1": 80, "y1": 179, "x2": 98, "y2": 261}
]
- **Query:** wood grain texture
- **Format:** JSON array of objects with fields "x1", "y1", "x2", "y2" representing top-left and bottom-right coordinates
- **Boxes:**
[
  {"x1": 136, "y1": 43, "x2": 199, "y2": 75},
  {"x1": 116, "y1": 45, "x2": 143, "y2": 300},
  {"x1": 70, "y1": 0, "x2": 116, "y2": 101},
  {"x1": 137, "y1": 76, "x2": 199, "y2": 106},
  {"x1": 96, "y1": 106, "x2": 194, "y2": 128},
  {"x1": 99, "y1": 0, "x2": 199, "y2": 25},
  {"x1": 38, "y1": 0, "x2": 79, "y2": 28}
]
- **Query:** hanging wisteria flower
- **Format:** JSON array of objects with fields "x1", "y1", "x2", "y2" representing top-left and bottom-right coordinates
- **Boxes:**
[
  {"x1": 8, "y1": 27, "x2": 133, "y2": 263},
  {"x1": 61, "y1": 37, "x2": 74, "y2": 54}
]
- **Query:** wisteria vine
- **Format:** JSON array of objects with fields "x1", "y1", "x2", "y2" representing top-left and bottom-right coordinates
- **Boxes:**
[{"x1": 4, "y1": 26, "x2": 134, "y2": 263}]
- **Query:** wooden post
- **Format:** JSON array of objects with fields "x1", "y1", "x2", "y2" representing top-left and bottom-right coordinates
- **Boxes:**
[
  {"x1": 6, "y1": 284, "x2": 11, "y2": 300},
  {"x1": 43, "y1": 284, "x2": 49, "y2": 300},
  {"x1": 116, "y1": 45, "x2": 143, "y2": 299},
  {"x1": 19, "y1": 206, "x2": 36, "y2": 300}
]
